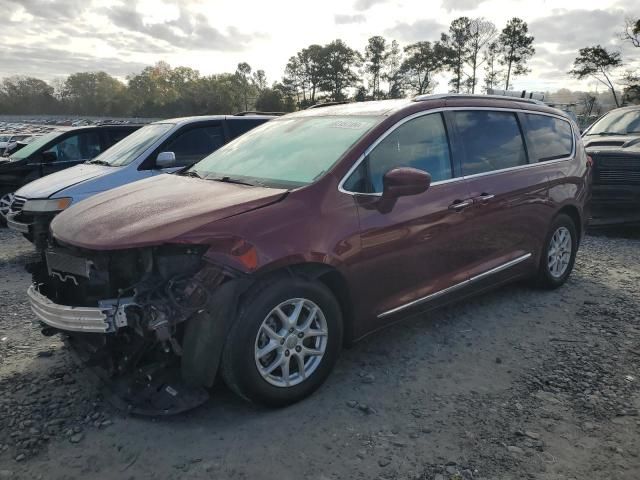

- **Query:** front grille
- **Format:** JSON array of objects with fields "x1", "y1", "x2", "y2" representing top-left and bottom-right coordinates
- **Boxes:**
[
  {"x1": 10, "y1": 195, "x2": 26, "y2": 214},
  {"x1": 592, "y1": 155, "x2": 640, "y2": 185}
]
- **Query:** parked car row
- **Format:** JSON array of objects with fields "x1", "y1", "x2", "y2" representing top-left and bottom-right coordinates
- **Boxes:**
[{"x1": 9, "y1": 95, "x2": 596, "y2": 415}]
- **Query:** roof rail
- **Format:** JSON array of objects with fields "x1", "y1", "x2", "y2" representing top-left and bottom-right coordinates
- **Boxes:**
[
  {"x1": 306, "y1": 101, "x2": 351, "y2": 109},
  {"x1": 233, "y1": 111, "x2": 285, "y2": 116},
  {"x1": 413, "y1": 93, "x2": 546, "y2": 106}
]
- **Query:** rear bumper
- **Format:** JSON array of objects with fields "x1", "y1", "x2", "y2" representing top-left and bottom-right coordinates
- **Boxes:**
[{"x1": 27, "y1": 285, "x2": 132, "y2": 333}]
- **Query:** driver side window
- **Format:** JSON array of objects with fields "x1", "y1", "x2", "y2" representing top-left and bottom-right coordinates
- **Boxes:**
[{"x1": 343, "y1": 113, "x2": 453, "y2": 194}]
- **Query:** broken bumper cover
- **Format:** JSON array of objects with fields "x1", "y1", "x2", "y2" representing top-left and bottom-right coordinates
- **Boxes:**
[{"x1": 27, "y1": 285, "x2": 131, "y2": 333}]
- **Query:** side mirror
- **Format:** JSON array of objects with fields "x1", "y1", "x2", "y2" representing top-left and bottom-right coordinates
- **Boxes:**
[
  {"x1": 41, "y1": 151, "x2": 57, "y2": 163},
  {"x1": 382, "y1": 167, "x2": 431, "y2": 198},
  {"x1": 156, "y1": 151, "x2": 176, "y2": 169}
]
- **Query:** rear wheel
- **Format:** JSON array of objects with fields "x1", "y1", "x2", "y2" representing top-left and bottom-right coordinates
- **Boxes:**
[
  {"x1": 221, "y1": 277, "x2": 343, "y2": 407},
  {"x1": 535, "y1": 214, "x2": 577, "y2": 289}
]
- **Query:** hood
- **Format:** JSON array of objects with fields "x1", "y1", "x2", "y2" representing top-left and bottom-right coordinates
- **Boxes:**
[
  {"x1": 52, "y1": 174, "x2": 288, "y2": 250},
  {"x1": 15, "y1": 163, "x2": 113, "y2": 199},
  {"x1": 584, "y1": 134, "x2": 640, "y2": 151}
]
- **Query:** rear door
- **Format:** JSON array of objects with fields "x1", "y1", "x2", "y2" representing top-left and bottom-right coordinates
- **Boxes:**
[
  {"x1": 343, "y1": 112, "x2": 475, "y2": 329},
  {"x1": 449, "y1": 109, "x2": 551, "y2": 280}
]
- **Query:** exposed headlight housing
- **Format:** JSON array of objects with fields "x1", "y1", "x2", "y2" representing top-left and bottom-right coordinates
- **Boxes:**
[{"x1": 23, "y1": 197, "x2": 73, "y2": 213}]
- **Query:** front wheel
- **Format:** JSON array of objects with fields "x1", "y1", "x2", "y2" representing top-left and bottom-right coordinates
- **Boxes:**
[
  {"x1": 221, "y1": 277, "x2": 343, "y2": 407},
  {"x1": 535, "y1": 214, "x2": 578, "y2": 289},
  {"x1": 0, "y1": 192, "x2": 14, "y2": 226}
]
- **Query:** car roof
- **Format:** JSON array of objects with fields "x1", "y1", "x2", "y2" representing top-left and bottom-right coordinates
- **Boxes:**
[
  {"x1": 283, "y1": 95, "x2": 570, "y2": 120},
  {"x1": 153, "y1": 115, "x2": 278, "y2": 126}
]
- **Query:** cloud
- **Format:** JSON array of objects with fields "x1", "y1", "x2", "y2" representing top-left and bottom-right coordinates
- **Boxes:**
[
  {"x1": 440, "y1": 0, "x2": 488, "y2": 12},
  {"x1": 353, "y1": 0, "x2": 387, "y2": 11},
  {"x1": 0, "y1": 0, "x2": 90, "y2": 19},
  {"x1": 104, "y1": 4, "x2": 261, "y2": 51},
  {"x1": 0, "y1": 43, "x2": 148, "y2": 79},
  {"x1": 385, "y1": 19, "x2": 446, "y2": 43},
  {"x1": 334, "y1": 13, "x2": 366, "y2": 24},
  {"x1": 529, "y1": 8, "x2": 626, "y2": 51}
]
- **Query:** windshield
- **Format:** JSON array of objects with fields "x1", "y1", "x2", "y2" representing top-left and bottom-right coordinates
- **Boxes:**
[
  {"x1": 190, "y1": 116, "x2": 380, "y2": 188},
  {"x1": 10, "y1": 131, "x2": 60, "y2": 160},
  {"x1": 0, "y1": 136, "x2": 10, "y2": 143},
  {"x1": 88, "y1": 123, "x2": 173, "y2": 167},
  {"x1": 586, "y1": 109, "x2": 640, "y2": 135}
]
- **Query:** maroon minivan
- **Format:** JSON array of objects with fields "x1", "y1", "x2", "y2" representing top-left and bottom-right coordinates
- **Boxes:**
[{"x1": 29, "y1": 96, "x2": 591, "y2": 412}]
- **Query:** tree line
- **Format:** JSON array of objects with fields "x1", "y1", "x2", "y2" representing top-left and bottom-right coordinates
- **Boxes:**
[{"x1": 0, "y1": 15, "x2": 637, "y2": 118}]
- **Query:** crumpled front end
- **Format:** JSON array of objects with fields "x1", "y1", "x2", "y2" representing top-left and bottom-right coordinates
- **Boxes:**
[{"x1": 29, "y1": 242, "x2": 242, "y2": 415}]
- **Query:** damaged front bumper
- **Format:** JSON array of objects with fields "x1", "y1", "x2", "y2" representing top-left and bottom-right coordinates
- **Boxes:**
[
  {"x1": 28, "y1": 244, "x2": 240, "y2": 415},
  {"x1": 28, "y1": 285, "x2": 132, "y2": 333}
]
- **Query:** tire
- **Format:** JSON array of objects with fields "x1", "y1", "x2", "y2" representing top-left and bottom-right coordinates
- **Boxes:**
[
  {"x1": 0, "y1": 192, "x2": 14, "y2": 227},
  {"x1": 535, "y1": 214, "x2": 578, "y2": 289},
  {"x1": 221, "y1": 276, "x2": 343, "y2": 407}
]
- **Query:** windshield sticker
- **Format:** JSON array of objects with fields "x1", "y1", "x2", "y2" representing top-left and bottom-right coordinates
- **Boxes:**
[{"x1": 328, "y1": 120, "x2": 367, "y2": 130}]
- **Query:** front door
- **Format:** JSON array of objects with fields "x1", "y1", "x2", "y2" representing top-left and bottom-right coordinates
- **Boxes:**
[
  {"x1": 41, "y1": 131, "x2": 102, "y2": 176},
  {"x1": 343, "y1": 112, "x2": 475, "y2": 334}
]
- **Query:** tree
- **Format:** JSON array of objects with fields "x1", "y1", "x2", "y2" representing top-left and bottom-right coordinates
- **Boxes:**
[
  {"x1": 466, "y1": 18, "x2": 497, "y2": 93},
  {"x1": 298, "y1": 45, "x2": 325, "y2": 104},
  {"x1": 235, "y1": 62, "x2": 254, "y2": 111},
  {"x1": 621, "y1": 17, "x2": 640, "y2": 48},
  {"x1": 318, "y1": 39, "x2": 362, "y2": 101},
  {"x1": 569, "y1": 45, "x2": 622, "y2": 107},
  {"x1": 399, "y1": 41, "x2": 448, "y2": 95},
  {"x1": 497, "y1": 17, "x2": 535, "y2": 90},
  {"x1": 482, "y1": 41, "x2": 501, "y2": 92},
  {"x1": 382, "y1": 40, "x2": 404, "y2": 98},
  {"x1": 1, "y1": 76, "x2": 58, "y2": 114},
  {"x1": 364, "y1": 36, "x2": 388, "y2": 99},
  {"x1": 441, "y1": 17, "x2": 472, "y2": 93},
  {"x1": 252, "y1": 70, "x2": 267, "y2": 91},
  {"x1": 61, "y1": 72, "x2": 128, "y2": 115}
]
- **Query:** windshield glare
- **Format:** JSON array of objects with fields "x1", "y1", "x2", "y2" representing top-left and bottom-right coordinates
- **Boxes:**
[
  {"x1": 90, "y1": 123, "x2": 173, "y2": 167},
  {"x1": 191, "y1": 116, "x2": 380, "y2": 188},
  {"x1": 10, "y1": 131, "x2": 60, "y2": 160},
  {"x1": 587, "y1": 109, "x2": 640, "y2": 135}
]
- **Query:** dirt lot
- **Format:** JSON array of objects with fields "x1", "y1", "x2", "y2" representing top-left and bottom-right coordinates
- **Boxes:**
[{"x1": 0, "y1": 226, "x2": 639, "y2": 480}]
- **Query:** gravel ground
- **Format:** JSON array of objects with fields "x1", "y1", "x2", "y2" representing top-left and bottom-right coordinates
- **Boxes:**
[{"x1": 0, "y1": 226, "x2": 639, "y2": 480}]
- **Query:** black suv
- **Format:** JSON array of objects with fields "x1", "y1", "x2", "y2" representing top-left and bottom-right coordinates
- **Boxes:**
[
  {"x1": 583, "y1": 106, "x2": 640, "y2": 226},
  {"x1": 0, "y1": 125, "x2": 139, "y2": 224}
]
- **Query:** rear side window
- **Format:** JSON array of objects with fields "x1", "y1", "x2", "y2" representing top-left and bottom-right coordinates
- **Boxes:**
[
  {"x1": 344, "y1": 113, "x2": 453, "y2": 194},
  {"x1": 454, "y1": 111, "x2": 527, "y2": 176},
  {"x1": 227, "y1": 119, "x2": 269, "y2": 139},
  {"x1": 523, "y1": 114, "x2": 573, "y2": 161},
  {"x1": 163, "y1": 126, "x2": 225, "y2": 167}
]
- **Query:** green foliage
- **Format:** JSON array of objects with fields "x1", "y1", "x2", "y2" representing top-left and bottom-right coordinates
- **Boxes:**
[
  {"x1": 399, "y1": 41, "x2": 448, "y2": 95},
  {"x1": 497, "y1": 17, "x2": 535, "y2": 90},
  {"x1": 364, "y1": 36, "x2": 388, "y2": 99},
  {"x1": 569, "y1": 45, "x2": 623, "y2": 107},
  {"x1": 441, "y1": 17, "x2": 472, "y2": 93}
]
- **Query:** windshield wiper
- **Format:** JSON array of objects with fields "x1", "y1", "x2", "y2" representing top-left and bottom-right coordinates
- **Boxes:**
[
  {"x1": 208, "y1": 176, "x2": 259, "y2": 187},
  {"x1": 86, "y1": 159, "x2": 112, "y2": 166}
]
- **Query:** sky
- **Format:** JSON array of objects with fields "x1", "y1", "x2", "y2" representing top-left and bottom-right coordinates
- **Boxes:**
[{"x1": 0, "y1": 0, "x2": 638, "y2": 94}]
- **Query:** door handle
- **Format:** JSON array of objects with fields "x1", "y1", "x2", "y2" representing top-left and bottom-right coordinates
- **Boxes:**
[
  {"x1": 476, "y1": 193, "x2": 495, "y2": 203},
  {"x1": 449, "y1": 199, "x2": 473, "y2": 211}
]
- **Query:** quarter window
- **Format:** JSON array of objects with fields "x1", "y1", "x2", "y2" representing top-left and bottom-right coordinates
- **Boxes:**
[
  {"x1": 524, "y1": 114, "x2": 573, "y2": 161},
  {"x1": 344, "y1": 113, "x2": 453, "y2": 194},
  {"x1": 454, "y1": 111, "x2": 528, "y2": 176}
]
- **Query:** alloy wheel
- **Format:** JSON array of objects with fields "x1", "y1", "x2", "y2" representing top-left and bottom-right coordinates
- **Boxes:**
[
  {"x1": 254, "y1": 298, "x2": 328, "y2": 388},
  {"x1": 0, "y1": 192, "x2": 14, "y2": 220},
  {"x1": 547, "y1": 226, "x2": 572, "y2": 278}
]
